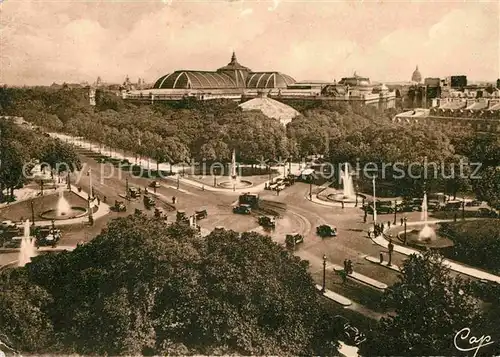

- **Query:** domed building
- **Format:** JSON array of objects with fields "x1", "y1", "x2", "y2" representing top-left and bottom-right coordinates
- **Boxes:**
[
  {"x1": 411, "y1": 65, "x2": 422, "y2": 83},
  {"x1": 338, "y1": 72, "x2": 372, "y2": 90},
  {"x1": 153, "y1": 52, "x2": 295, "y2": 90}
]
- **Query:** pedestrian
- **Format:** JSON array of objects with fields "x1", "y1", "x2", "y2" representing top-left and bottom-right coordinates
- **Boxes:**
[
  {"x1": 367, "y1": 230, "x2": 371, "y2": 239},
  {"x1": 340, "y1": 269, "x2": 348, "y2": 284},
  {"x1": 103, "y1": 196, "x2": 107, "y2": 203},
  {"x1": 388, "y1": 221, "x2": 391, "y2": 229},
  {"x1": 388, "y1": 239, "x2": 394, "y2": 266},
  {"x1": 347, "y1": 260, "x2": 353, "y2": 274},
  {"x1": 379, "y1": 252, "x2": 384, "y2": 264},
  {"x1": 341, "y1": 201, "x2": 345, "y2": 209},
  {"x1": 363, "y1": 213, "x2": 367, "y2": 223},
  {"x1": 381, "y1": 222, "x2": 385, "y2": 232},
  {"x1": 202, "y1": 185, "x2": 205, "y2": 191},
  {"x1": 400, "y1": 217, "x2": 404, "y2": 226},
  {"x1": 97, "y1": 196, "x2": 100, "y2": 206}
]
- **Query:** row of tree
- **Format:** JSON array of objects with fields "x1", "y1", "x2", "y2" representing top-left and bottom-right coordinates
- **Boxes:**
[
  {"x1": 1, "y1": 86, "x2": 499, "y2": 205},
  {"x1": 0, "y1": 119, "x2": 81, "y2": 202}
]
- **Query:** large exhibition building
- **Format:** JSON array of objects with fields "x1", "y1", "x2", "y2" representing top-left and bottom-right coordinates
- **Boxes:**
[{"x1": 124, "y1": 52, "x2": 396, "y2": 109}]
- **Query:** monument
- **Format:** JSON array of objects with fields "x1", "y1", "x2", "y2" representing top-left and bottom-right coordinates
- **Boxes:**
[{"x1": 218, "y1": 149, "x2": 252, "y2": 189}]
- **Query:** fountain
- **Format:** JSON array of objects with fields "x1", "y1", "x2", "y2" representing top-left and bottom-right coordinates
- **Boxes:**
[
  {"x1": 18, "y1": 219, "x2": 36, "y2": 267},
  {"x1": 218, "y1": 149, "x2": 252, "y2": 189},
  {"x1": 327, "y1": 164, "x2": 357, "y2": 204},
  {"x1": 39, "y1": 190, "x2": 88, "y2": 220},
  {"x1": 398, "y1": 192, "x2": 454, "y2": 249}
]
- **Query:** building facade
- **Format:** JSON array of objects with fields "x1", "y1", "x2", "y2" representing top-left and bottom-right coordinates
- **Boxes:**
[{"x1": 123, "y1": 54, "x2": 395, "y2": 109}]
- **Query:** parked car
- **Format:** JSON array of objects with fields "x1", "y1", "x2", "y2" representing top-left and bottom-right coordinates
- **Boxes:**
[
  {"x1": 466, "y1": 200, "x2": 482, "y2": 207},
  {"x1": 478, "y1": 208, "x2": 498, "y2": 218},
  {"x1": 285, "y1": 234, "x2": 304, "y2": 249},
  {"x1": 316, "y1": 225, "x2": 337, "y2": 237},
  {"x1": 233, "y1": 204, "x2": 252, "y2": 214},
  {"x1": 333, "y1": 315, "x2": 367, "y2": 346}
]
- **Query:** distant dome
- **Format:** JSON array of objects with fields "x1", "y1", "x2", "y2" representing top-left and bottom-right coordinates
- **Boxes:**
[{"x1": 412, "y1": 66, "x2": 422, "y2": 83}]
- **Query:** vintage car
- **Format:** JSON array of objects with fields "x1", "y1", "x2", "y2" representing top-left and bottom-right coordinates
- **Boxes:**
[
  {"x1": 285, "y1": 233, "x2": 304, "y2": 249},
  {"x1": 195, "y1": 209, "x2": 208, "y2": 220},
  {"x1": 114, "y1": 200, "x2": 126, "y2": 212},
  {"x1": 333, "y1": 315, "x2": 367, "y2": 346},
  {"x1": 233, "y1": 204, "x2": 252, "y2": 214},
  {"x1": 143, "y1": 195, "x2": 156, "y2": 208},
  {"x1": 258, "y1": 216, "x2": 276, "y2": 228},
  {"x1": 316, "y1": 224, "x2": 337, "y2": 237},
  {"x1": 149, "y1": 181, "x2": 161, "y2": 188}
]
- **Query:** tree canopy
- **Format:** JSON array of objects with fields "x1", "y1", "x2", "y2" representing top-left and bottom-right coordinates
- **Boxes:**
[
  {"x1": 0, "y1": 215, "x2": 340, "y2": 355},
  {"x1": 360, "y1": 250, "x2": 482, "y2": 356}
]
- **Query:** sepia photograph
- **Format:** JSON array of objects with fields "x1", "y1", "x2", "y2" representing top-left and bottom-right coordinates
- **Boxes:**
[{"x1": 0, "y1": 0, "x2": 499, "y2": 356}]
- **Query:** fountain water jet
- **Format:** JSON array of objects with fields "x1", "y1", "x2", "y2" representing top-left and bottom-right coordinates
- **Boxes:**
[
  {"x1": 326, "y1": 163, "x2": 357, "y2": 204},
  {"x1": 341, "y1": 168, "x2": 355, "y2": 199},
  {"x1": 18, "y1": 219, "x2": 36, "y2": 267},
  {"x1": 418, "y1": 192, "x2": 437, "y2": 242},
  {"x1": 57, "y1": 190, "x2": 71, "y2": 217}
]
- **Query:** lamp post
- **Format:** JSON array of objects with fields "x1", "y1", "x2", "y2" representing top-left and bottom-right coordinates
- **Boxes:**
[
  {"x1": 462, "y1": 197, "x2": 465, "y2": 220},
  {"x1": 403, "y1": 216, "x2": 408, "y2": 244},
  {"x1": 355, "y1": 184, "x2": 359, "y2": 207},
  {"x1": 67, "y1": 171, "x2": 71, "y2": 191},
  {"x1": 372, "y1": 176, "x2": 377, "y2": 230},
  {"x1": 393, "y1": 200, "x2": 397, "y2": 225},
  {"x1": 309, "y1": 180, "x2": 313, "y2": 201},
  {"x1": 30, "y1": 199, "x2": 35, "y2": 227},
  {"x1": 322, "y1": 254, "x2": 327, "y2": 293},
  {"x1": 125, "y1": 177, "x2": 130, "y2": 199},
  {"x1": 288, "y1": 157, "x2": 292, "y2": 176},
  {"x1": 177, "y1": 174, "x2": 180, "y2": 190}
]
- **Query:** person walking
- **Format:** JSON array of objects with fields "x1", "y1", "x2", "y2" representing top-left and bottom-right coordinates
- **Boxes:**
[
  {"x1": 400, "y1": 217, "x2": 404, "y2": 226},
  {"x1": 172, "y1": 196, "x2": 176, "y2": 204},
  {"x1": 97, "y1": 196, "x2": 100, "y2": 206},
  {"x1": 367, "y1": 230, "x2": 371, "y2": 239},
  {"x1": 388, "y1": 239, "x2": 394, "y2": 266},
  {"x1": 387, "y1": 221, "x2": 391, "y2": 229}
]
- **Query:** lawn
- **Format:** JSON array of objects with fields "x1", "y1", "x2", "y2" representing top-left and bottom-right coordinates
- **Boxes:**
[
  {"x1": 0, "y1": 190, "x2": 88, "y2": 222},
  {"x1": 439, "y1": 219, "x2": 500, "y2": 275}
]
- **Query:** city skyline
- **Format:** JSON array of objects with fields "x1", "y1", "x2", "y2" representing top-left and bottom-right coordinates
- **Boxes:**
[{"x1": 1, "y1": 0, "x2": 499, "y2": 86}]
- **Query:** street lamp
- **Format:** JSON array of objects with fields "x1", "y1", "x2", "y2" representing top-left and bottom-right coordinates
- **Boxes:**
[
  {"x1": 372, "y1": 177, "x2": 377, "y2": 230},
  {"x1": 393, "y1": 200, "x2": 397, "y2": 225},
  {"x1": 30, "y1": 199, "x2": 35, "y2": 226},
  {"x1": 322, "y1": 254, "x2": 327, "y2": 293},
  {"x1": 462, "y1": 197, "x2": 465, "y2": 220},
  {"x1": 177, "y1": 174, "x2": 180, "y2": 190},
  {"x1": 403, "y1": 216, "x2": 408, "y2": 244},
  {"x1": 309, "y1": 179, "x2": 313, "y2": 201}
]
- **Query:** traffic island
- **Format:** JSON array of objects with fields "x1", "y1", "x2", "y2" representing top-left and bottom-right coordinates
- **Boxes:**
[
  {"x1": 315, "y1": 284, "x2": 352, "y2": 306},
  {"x1": 330, "y1": 264, "x2": 388, "y2": 290},
  {"x1": 364, "y1": 256, "x2": 401, "y2": 272}
]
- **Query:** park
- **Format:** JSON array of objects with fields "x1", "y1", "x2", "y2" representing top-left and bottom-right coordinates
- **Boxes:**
[{"x1": 0, "y1": 89, "x2": 499, "y2": 356}]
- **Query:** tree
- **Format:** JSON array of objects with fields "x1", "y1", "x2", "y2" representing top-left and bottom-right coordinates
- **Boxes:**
[
  {"x1": 360, "y1": 250, "x2": 481, "y2": 356},
  {"x1": 39, "y1": 139, "x2": 81, "y2": 174},
  {"x1": 2, "y1": 216, "x2": 340, "y2": 355},
  {"x1": 473, "y1": 166, "x2": 500, "y2": 208}
]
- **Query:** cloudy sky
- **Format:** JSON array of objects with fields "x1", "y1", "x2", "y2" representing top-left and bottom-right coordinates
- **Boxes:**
[{"x1": 0, "y1": 0, "x2": 499, "y2": 85}]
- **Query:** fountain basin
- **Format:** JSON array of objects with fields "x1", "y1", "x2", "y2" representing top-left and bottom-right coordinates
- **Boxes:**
[
  {"x1": 39, "y1": 206, "x2": 88, "y2": 220},
  {"x1": 218, "y1": 180, "x2": 253, "y2": 189},
  {"x1": 398, "y1": 228, "x2": 454, "y2": 249},
  {"x1": 327, "y1": 192, "x2": 358, "y2": 203}
]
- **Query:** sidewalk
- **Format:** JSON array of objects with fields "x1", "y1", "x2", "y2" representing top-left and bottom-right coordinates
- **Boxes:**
[{"x1": 372, "y1": 220, "x2": 500, "y2": 283}]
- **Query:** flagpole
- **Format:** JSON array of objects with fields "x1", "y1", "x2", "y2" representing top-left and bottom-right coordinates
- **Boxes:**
[{"x1": 372, "y1": 176, "x2": 377, "y2": 228}]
